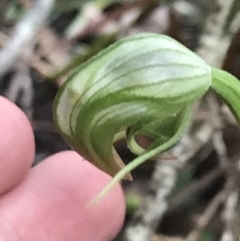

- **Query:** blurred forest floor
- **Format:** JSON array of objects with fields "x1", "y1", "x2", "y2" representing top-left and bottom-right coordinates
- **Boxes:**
[{"x1": 0, "y1": 0, "x2": 240, "y2": 241}]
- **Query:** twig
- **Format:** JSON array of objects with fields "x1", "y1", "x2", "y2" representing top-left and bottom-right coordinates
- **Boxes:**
[
  {"x1": 0, "y1": 31, "x2": 56, "y2": 77},
  {"x1": 186, "y1": 190, "x2": 226, "y2": 241},
  {"x1": 125, "y1": 161, "x2": 177, "y2": 241},
  {"x1": 168, "y1": 165, "x2": 223, "y2": 212},
  {"x1": 31, "y1": 120, "x2": 58, "y2": 133},
  {"x1": 5, "y1": 61, "x2": 33, "y2": 119},
  {"x1": 196, "y1": 0, "x2": 239, "y2": 68},
  {"x1": 186, "y1": 161, "x2": 240, "y2": 241},
  {"x1": 207, "y1": 93, "x2": 228, "y2": 166},
  {"x1": 0, "y1": 0, "x2": 54, "y2": 76},
  {"x1": 66, "y1": 0, "x2": 148, "y2": 41},
  {"x1": 220, "y1": 163, "x2": 240, "y2": 241}
]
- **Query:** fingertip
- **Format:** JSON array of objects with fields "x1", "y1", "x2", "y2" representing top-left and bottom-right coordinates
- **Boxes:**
[
  {"x1": 0, "y1": 96, "x2": 35, "y2": 194},
  {"x1": 35, "y1": 151, "x2": 126, "y2": 240},
  {"x1": 0, "y1": 151, "x2": 125, "y2": 241}
]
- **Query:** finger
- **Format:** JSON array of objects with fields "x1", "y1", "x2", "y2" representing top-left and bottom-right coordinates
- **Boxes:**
[
  {"x1": 0, "y1": 96, "x2": 34, "y2": 195},
  {"x1": 0, "y1": 151, "x2": 125, "y2": 241}
]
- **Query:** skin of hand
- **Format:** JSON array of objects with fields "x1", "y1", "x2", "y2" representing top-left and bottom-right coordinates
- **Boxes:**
[{"x1": 0, "y1": 96, "x2": 125, "y2": 241}]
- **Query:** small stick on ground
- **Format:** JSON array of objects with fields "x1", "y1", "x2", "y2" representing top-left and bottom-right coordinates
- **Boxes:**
[
  {"x1": 186, "y1": 190, "x2": 226, "y2": 241},
  {"x1": 5, "y1": 61, "x2": 33, "y2": 119},
  {"x1": 0, "y1": 0, "x2": 54, "y2": 76},
  {"x1": 207, "y1": 93, "x2": 228, "y2": 166},
  {"x1": 220, "y1": 162, "x2": 240, "y2": 241}
]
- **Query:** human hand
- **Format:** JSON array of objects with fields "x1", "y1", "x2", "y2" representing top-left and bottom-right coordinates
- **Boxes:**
[{"x1": 0, "y1": 96, "x2": 125, "y2": 241}]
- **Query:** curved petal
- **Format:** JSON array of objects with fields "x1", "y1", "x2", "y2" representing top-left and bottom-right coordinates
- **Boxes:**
[{"x1": 54, "y1": 33, "x2": 211, "y2": 178}]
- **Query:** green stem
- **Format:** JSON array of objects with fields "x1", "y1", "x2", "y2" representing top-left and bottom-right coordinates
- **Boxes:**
[{"x1": 211, "y1": 68, "x2": 240, "y2": 125}]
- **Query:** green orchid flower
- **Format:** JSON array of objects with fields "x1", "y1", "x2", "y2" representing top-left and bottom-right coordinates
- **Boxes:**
[{"x1": 53, "y1": 33, "x2": 240, "y2": 204}]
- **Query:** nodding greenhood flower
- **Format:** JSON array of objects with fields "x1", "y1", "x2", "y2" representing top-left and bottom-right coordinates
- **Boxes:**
[{"x1": 54, "y1": 33, "x2": 240, "y2": 204}]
